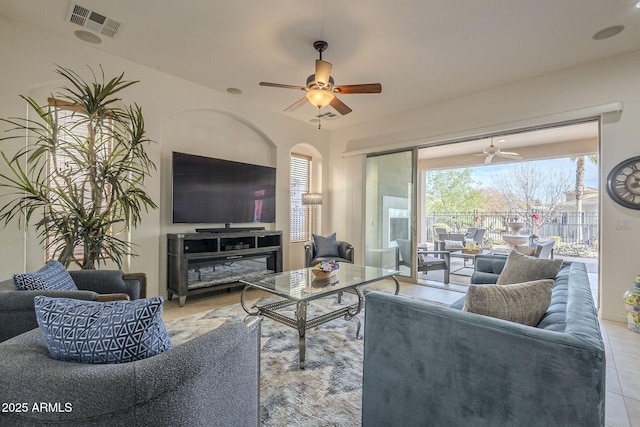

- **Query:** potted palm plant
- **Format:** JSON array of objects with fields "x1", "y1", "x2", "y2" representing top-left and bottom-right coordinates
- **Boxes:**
[{"x1": 0, "y1": 65, "x2": 156, "y2": 269}]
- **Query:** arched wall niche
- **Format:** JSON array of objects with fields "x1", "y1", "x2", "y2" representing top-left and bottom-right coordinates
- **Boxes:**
[
  {"x1": 160, "y1": 108, "x2": 279, "y2": 232},
  {"x1": 162, "y1": 108, "x2": 276, "y2": 167}
]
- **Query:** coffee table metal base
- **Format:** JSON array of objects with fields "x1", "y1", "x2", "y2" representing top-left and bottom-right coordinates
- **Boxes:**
[{"x1": 240, "y1": 277, "x2": 398, "y2": 369}]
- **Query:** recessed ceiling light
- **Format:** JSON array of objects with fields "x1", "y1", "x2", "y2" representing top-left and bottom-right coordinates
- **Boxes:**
[
  {"x1": 592, "y1": 25, "x2": 625, "y2": 40},
  {"x1": 74, "y1": 29, "x2": 102, "y2": 44},
  {"x1": 226, "y1": 88, "x2": 242, "y2": 95},
  {"x1": 636, "y1": 1, "x2": 640, "y2": 9}
]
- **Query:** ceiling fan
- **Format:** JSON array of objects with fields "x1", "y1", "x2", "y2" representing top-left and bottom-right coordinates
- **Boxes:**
[
  {"x1": 259, "y1": 40, "x2": 382, "y2": 116},
  {"x1": 472, "y1": 139, "x2": 523, "y2": 164}
]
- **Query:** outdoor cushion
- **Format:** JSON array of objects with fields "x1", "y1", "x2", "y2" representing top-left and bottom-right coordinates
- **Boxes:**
[{"x1": 443, "y1": 239, "x2": 464, "y2": 249}]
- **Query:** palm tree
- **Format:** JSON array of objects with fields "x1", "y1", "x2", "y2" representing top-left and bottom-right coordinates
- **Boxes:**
[{"x1": 571, "y1": 155, "x2": 598, "y2": 243}]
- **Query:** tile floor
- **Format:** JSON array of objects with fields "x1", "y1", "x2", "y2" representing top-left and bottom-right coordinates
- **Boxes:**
[{"x1": 163, "y1": 281, "x2": 639, "y2": 427}]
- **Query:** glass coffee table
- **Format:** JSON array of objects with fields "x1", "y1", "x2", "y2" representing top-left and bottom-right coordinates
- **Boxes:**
[{"x1": 240, "y1": 264, "x2": 399, "y2": 369}]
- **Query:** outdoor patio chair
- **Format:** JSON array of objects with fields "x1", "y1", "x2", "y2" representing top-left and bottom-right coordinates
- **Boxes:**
[
  {"x1": 436, "y1": 228, "x2": 486, "y2": 252},
  {"x1": 396, "y1": 239, "x2": 450, "y2": 284},
  {"x1": 433, "y1": 227, "x2": 447, "y2": 240}
]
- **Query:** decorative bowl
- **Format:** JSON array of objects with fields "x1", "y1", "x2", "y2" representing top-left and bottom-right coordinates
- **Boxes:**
[
  {"x1": 312, "y1": 260, "x2": 339, "y2": 278},
  {"x1": 311, "y1": 269, "x2": 337, "y2": 279}
]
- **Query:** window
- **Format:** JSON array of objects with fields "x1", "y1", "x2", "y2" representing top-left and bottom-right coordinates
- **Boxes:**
[
  {"x1": 45, "y1": 98, "x2": 111, "y2": 262},
  {"x1": 290, "y1": 153, "x2": 311, "y2": 242}
]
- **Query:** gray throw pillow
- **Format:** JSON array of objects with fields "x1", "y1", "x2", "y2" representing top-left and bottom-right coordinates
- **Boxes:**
[
  {"x1": 496, "y1": 250, "x2": 563, "y2": 285},
  {"x1": 313, "y1": 233, "x2": 340, "y2": 257},
  {"x1": 463, "y1": 279, "x2": 554, "y2": 326}
]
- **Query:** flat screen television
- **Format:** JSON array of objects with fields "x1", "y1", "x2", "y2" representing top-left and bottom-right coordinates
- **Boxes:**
[{"x1": 172, "y1": 151, "x2": 276, "y2": 224}]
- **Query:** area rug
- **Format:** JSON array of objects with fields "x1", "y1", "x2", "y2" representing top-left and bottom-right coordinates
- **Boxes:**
[{"x1": 164, "y1": 292, "x2": 446, "y2": 426}]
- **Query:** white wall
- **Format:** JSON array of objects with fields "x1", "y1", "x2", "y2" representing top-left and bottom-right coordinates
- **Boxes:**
[
  {"x1": 0, "y1": 18, "x2": 329, "y2": 297},
  {"x1": 329, "y1": 49, "x2": 640, "y2": 323}
]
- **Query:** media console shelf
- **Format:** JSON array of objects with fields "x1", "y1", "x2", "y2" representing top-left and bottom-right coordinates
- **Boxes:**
[{"x1": 167, "y1": 230, "x2": 283, "y2": 306}]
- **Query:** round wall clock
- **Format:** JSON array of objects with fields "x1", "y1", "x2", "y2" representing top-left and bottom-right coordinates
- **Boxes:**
[{"x1": 606, "y1": 155, "x2": 640, "y2": 209}]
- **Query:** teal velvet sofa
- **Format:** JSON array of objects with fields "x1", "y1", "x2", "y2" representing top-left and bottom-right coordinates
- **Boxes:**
[{"x1": 362, "y1": 257, "x2": 605, "y2": 426}]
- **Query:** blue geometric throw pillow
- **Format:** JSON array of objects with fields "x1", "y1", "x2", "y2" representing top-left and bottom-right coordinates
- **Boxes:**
[
  {"x1": 13, "y1": 259, "x2": 78, "y2": 291},
  {"x1": 34, "y1": 296, "x2": 172, "y2": 364},
  {"x1": 313, "y1": 233, "x2": 340, "y2": 257}
]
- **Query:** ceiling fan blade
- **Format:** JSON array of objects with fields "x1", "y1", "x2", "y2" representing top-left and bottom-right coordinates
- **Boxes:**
[
  {"x1": 499, "y1": 151, "x2": 521, "y2": 157},
  {"x1": 498, "y1": 153, "x2": 523, "y2": 160},
  {"x1": 333, "y1": 83, "x2": 382, "y2": 94},
  {"x1": 284, "y1": 97, "x2": 309, "y2": 112},
  {"x1": 315, "y1": 60, "x2": 332, "y2": 87},
  {"x1": 329, "y1": 96, "x2": 352, "y2": 115},
  {"x1": 471, "y1": 153, "x2": 487, "y2": 157},
  {"x1": 259, "y1": 82, "x2": 306, "y2": 90},
  {"x1": 484, "y1": 154, "x2": 494, "y2": 165}
]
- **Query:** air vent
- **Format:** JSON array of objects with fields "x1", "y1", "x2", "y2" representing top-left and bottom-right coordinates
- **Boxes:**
[
  {"x1": 67, "y1": 4, "x2": 122, "y2": 39},
  {"x1": 309, "y1": 111, "x2": 339, "y2": 123}
]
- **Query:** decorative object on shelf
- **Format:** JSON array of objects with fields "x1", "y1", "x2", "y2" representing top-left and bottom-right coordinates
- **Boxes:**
[
  {"x1": 606, "y1": 155, "x2": 640, "y2": 210},
  {"x1": 312, "y1": 260, "x2": 339, "y2": 278},
  {"x1": 623, "y1": 276, "x2": 640, "y2": 332},
  {"x1": 0, "y1": 65, "x2": 156, "y2": 269}
]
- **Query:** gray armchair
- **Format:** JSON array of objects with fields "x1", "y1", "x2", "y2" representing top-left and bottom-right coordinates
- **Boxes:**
[
  {"x1": 0, "y1": 270, "x2": 146, "y2": 343},
  {"x1": 304, "y1": 240, "x2": 354, "y2": 267},
  {"x1": 0, "y1": 318, "x2": 261, "y2": 426}
]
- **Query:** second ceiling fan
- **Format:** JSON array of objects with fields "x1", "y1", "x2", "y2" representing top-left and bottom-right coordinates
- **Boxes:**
[
  {"x1": 472, "y1": 139, "x2": 523, "y2": 164},
  {"x1": 259, "y1": 40, "x2": 382, "y2": 115}
]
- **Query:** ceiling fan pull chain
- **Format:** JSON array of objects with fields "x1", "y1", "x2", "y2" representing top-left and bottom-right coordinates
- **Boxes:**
[{"x1": 318, "y1": 106, "x2": 322, "y2": 129}]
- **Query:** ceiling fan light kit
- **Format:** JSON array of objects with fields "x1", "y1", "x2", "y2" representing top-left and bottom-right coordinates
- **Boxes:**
[
  {"x1": 259, "y1": 40, "x2": 382, "y2": 123},
  {"x1": 306, "y1": 89, "x2": 334, "y2": 108}
]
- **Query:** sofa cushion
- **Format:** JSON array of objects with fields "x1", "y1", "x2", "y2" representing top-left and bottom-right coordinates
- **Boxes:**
[
  {"x1": 313, "y1": 233, "x2": 340, "y2": 257},
  {"x1": 13, "y1": 260, "x2": 78, "y2": 291},
  {"x1": 34, "y1": 295, "x2": 171, "y2": 364},
  {"x1": 496, "y1": 250, "x2": 563, "y2": 285},
  {"x1": 463, "y1": 279, "x2": 554, "y2": 326}
]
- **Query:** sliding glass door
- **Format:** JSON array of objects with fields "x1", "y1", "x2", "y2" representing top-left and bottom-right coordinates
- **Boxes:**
[{"x1": 364, "y1": 150, "x2": 416, "y2": 278}]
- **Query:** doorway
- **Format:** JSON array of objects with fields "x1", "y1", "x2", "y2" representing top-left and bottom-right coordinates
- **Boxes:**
[
  {"x1": 364, "y1": 150, "x2": 416, "y2": 278},
  {"x1": 417, "y1": 120, "x2": 600, "y2": 304}
]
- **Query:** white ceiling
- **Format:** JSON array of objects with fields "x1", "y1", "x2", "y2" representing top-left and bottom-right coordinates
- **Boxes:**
[{"x1": 1, "y1": 1, "x2": 640, "y2": 131}]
